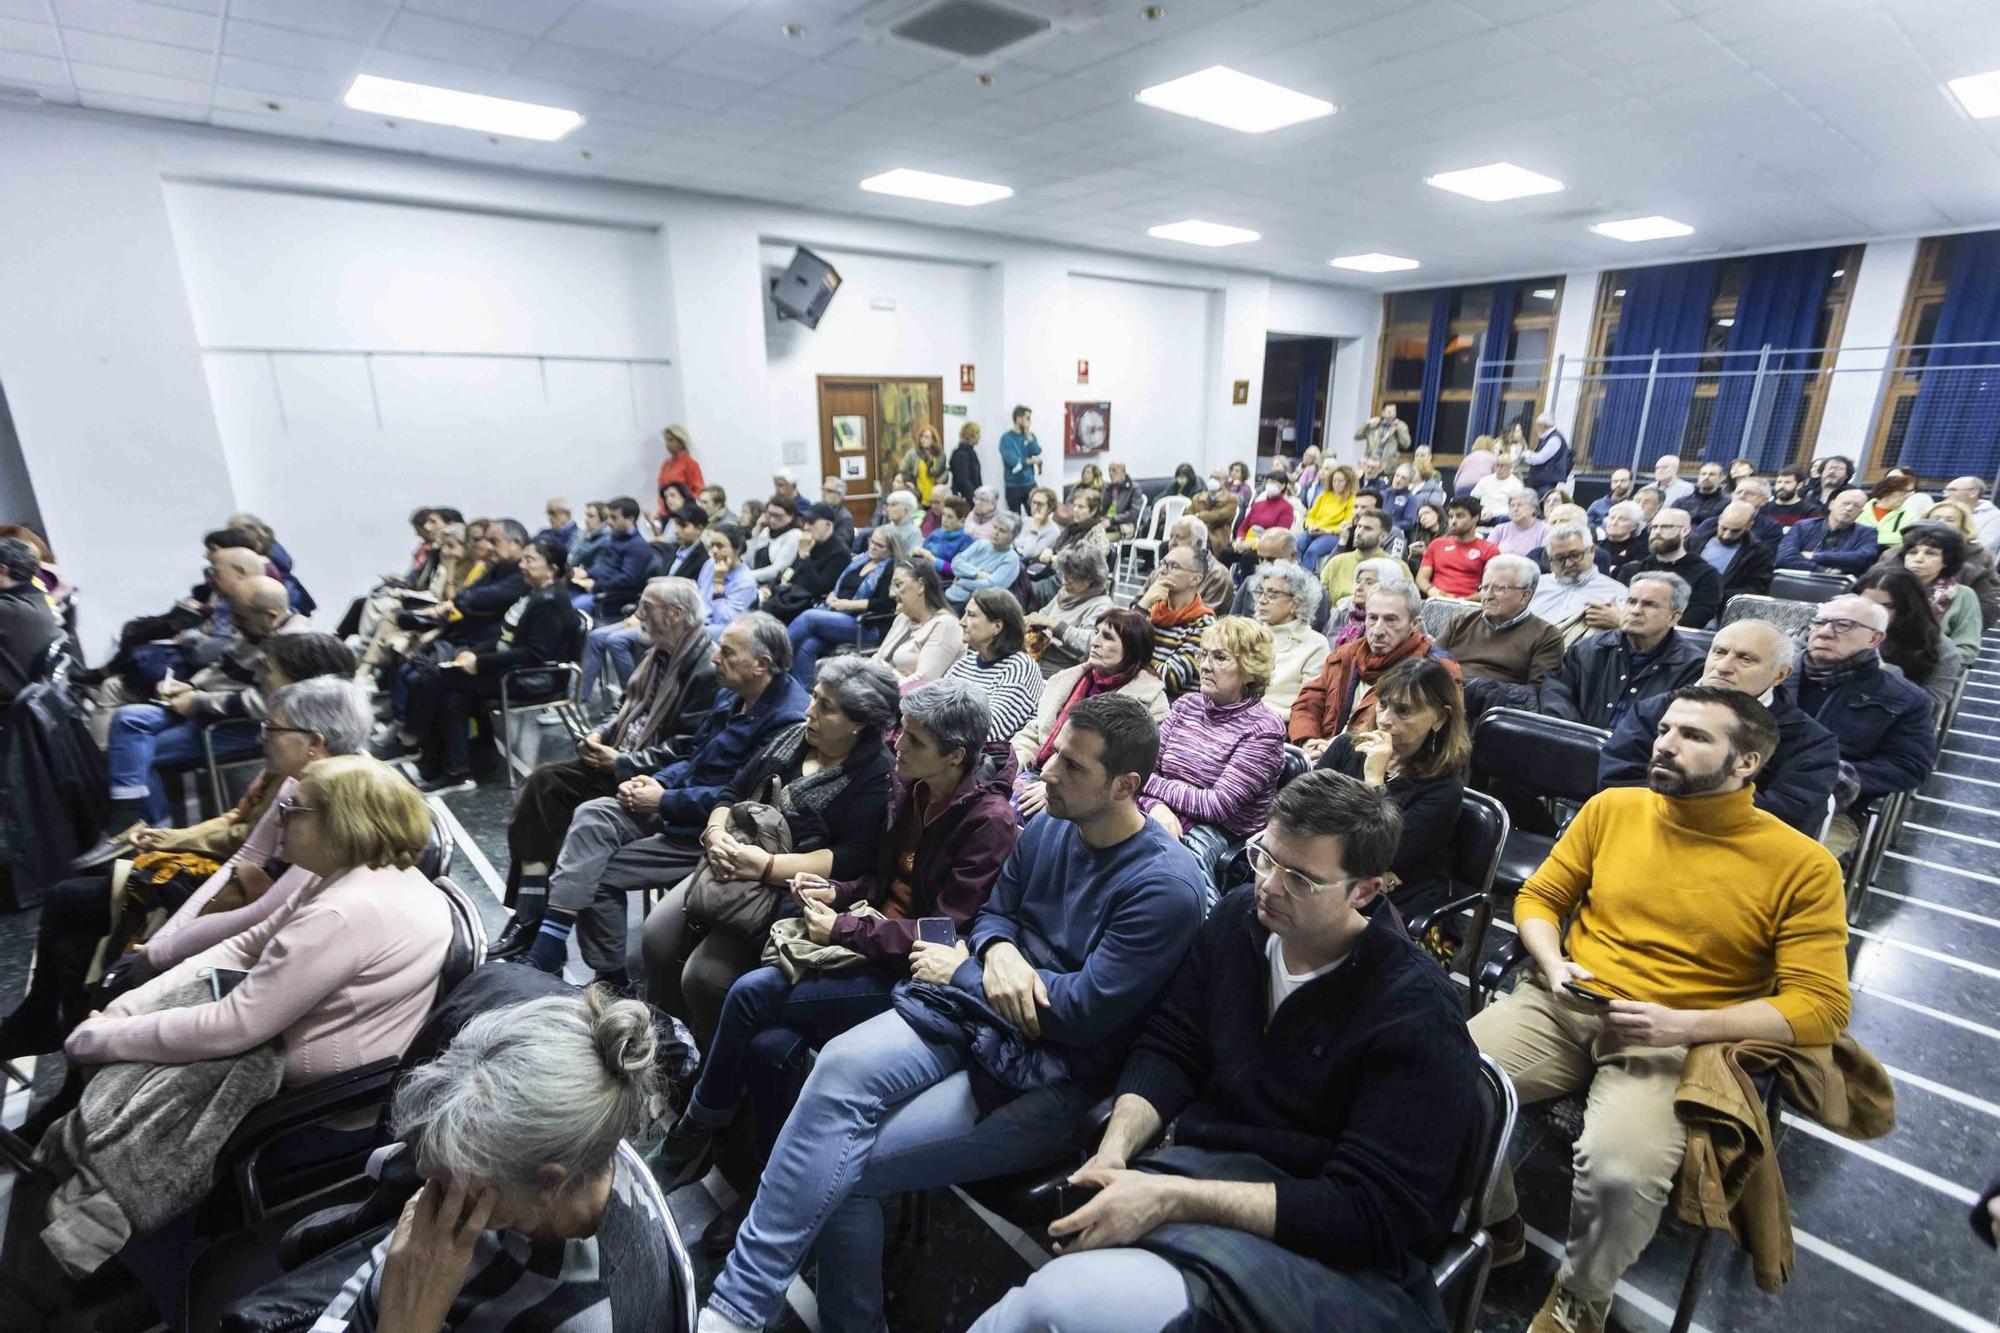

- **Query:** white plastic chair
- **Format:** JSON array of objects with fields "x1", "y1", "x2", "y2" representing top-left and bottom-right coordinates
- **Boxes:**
[{"x1": 1115, "y1": 494, "x2": 1190, "y2": 600}]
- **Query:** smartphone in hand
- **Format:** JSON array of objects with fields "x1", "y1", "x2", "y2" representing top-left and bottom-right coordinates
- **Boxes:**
[
  {"x1": 209, "y1": 967, "x2": 251, "y2": 1002},
  {"x1": 916, "y1": 917, "x2": 955, "y2": 948},
  {"x1": 1562, "y1": 979, "x2": 1612, "y2": 1006}
]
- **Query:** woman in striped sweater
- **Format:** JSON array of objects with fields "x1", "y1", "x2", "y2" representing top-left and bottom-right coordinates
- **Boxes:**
[
  {"x1": 943, "y1": 587, "x2": 1045, "y2": 742},
  {"x1": 1141, "y1": 616, "x2": 1287, "y2": 847}
]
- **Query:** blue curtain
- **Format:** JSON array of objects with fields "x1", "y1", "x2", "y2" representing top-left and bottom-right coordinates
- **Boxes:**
[
  {"x1": 1470, "y1": 282, "x2": 1517, "y2": 440},
  {"x1": 1414, "y1": 289, "x2": 1450, "y2": 447},
  {"x1": 1292, "y1": 339, "x2": 1331, "y2": 456},
  {"x1": 1590, "y1": 260, "x2": 1720, "y2": 470},
  {"x1": 1902, "y1": 230, "x2": 2000, "y2": 480},
  {"x1": 1702, "y1": 249, "x2": 1836, "y2": 471}
]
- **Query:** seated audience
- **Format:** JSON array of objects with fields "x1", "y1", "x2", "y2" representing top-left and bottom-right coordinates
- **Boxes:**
[
  {"x1": 1492, "y1": 492, "x2": 1549, "y2": 558},
  {"x1": 947, "y1": 510, "x2": 1022, "y2": 607},
  {"x1": 535, "y1": 496, "x2": 578, "y2": 552},
  {"x1": 1409, "y1": 446, "x2": 1448, "y2": 510},
  {"x1": 1015, "y1": 610, "x2": 1168, "y2": 818},
  {"x1": 1251, "y1": 559, "x2": 1330, "y2": 720},
  {"x1": 1169, "y1": 463, "x2": 1203, "y2": 499},
  {"x1": 493, "y1": 578, "x2": 718, "y2": 955},
  {"x1": 1137, "y1": 542, "x2": 1216, "y2": 696},
  {"x1": 1140, "y1": 618, "x2": 1287, "y2": 866},
  {"x1": 1101, "y1": 460, "x2": 1146, "y2": 539},
  {"x1": 1314, "y1": 657, "x2": 1468, "y2": 922},
  {"x1": 696, "y1": 694, "x2": 1207, "y2": 1333},
  {"x1": 1418, "y1": 498, "x2": 1498, "y2": 600},
  {"x1": 1188, "y1": 469, "x2": 1239, "y2": 563},
  {"x1": 1613, "y1": 506, "x2": 1722, "y2": 629},
  {"x1": 1435, "y1": 554, "x2": 1565, "y2": 715},
  {"x1": 1471, "y1": 452, "x2": 1527, "y2": 521},
  {"x1": 654, "y1": 680, "x2": 1016, "y2": 1198},
  {"x1": 1539, "y1": 573, "x2": 1705, "y2": 731},
  {"x1": 1586, "y1": 468, "x2": 1635, "y2": 531},
  {"x1": 1292, "y1": 582, "x2": 1458, "y2": 757},
  {"x1": 354, "y1": 523, "x2": 481, "y2": 682},
  {"x1": 1765, "y1": 467, "x2": 1822, "y2": 528},
  {"x1": 1473, "y1": 688, "x2": 1848, "y2": 1333},
  {"x1": 1014, "y1": 486, "x2": 1063, "y2": 565},
  {"x1": 965, "y1": 485, "x2": 1002, "y2": 541},
  {"x1": 872, "y1": 560, "x2": 964, "y2": 687},
  {"x1": 1600, "y1": 620, "x2": 1841, "y2": 836},
  {"x1": 1854, "y1": 566, "x2": 1964, "y2": 717},
  {"x1": 1943, "y1": 474, "x2": 2000, "y2": 549},
  {"x1": 1686, "y1": 500, "x2": 1777, "y2": 611},
  {"x1": 1595, "y1": 500, "x2": 1648, "y2": 570},
  {"x1": 1068, "y1": 463, "x2": 1106, "y2": 504},
  {"x1": 700, "y1": 484, "x2": 729, "y2": 522},
  {"x1": 943, "y1": 587, "x2": 1045, "y2": 741},
  {"x1": 410, "y1": 517, "x2": 527, "y2": 648},
  {"x1": 0, "y1": 522, "x2": 71, "y2": 621},
  {"x1": 787, "y1": 525, "x2": 905, "y2": 682},
  {"x1": 0, "y1": 537, "x2": 60, "y2": 705},
  {"x1": 1232, "y1": 528, "x2": 1327, "y2": 632},
  {"x1": 662, "y1": 502, "x2": 714, "y2": 583},
  {"x1": 1776, "y1": 488, "x2": 1875, "y2": 575},
  {"x1": 520, "y1": 614, "x2": 813, "y2": 986},
  {"x1": 571, "y1": 496, "x2": 653, "y2": 623},
  {"x1": 1632, "y1": 485, "x2": 1665, "y2": 527},
  {"x1": 1054, "y1": 486, "x2": 1111, "y2": 557},
  {"x1": 1860, "y1": 469, "x2": 1929, "y2": 547},
  {"x1": 1797, "y1": 595, "x2": 1937, "y2": 856},
  {"x1": 1330, "y1": 557, "x2": 1414, "y2": 649},
  {"x1": 878, "y1": 488, "x2": 924, "y2": 554},
  {"x1": 1696, "y1": 478, "x2": 1783, "y2": 549},
  {"x1": 1299, "y1": 463, "x2": 1357, "y2": 569},
  {"x1": 570, "y1": 501, "x2": 610, "y2": 571},
  {"x1": 697, "y1": 524, "x2": 758, "y2": 640},
  {"x1": 1403, "y1": 500, "x2": 1446, "y2": 570},
  {"x1": 1528, "y1": 523, "x2": 1627, "y2": 646},
  {"x1": 99, "y1": 575, "x2": 307, "y2": 833},
  {"x1": 321, "y1": 986, "x2": 677, "y2": 1332},
  {"x1": 1882, "y1": 521, "x2": 1982, "y2": 662},
  {"x1": 1318, "y1": 508, "x2": 1393, "y2": 605},
  {"x1": 1230, "y1": 471, "x2": 1298, "y2": 570},
  {"x1": 1024, "y1": 544, "x2": 1113, "y2": 675},
  {"x1": 67, "y1": 755, "x2": 453, "y2": 1096},
  {"x1": 762, "y1": 503, "x2": 853, "y2": 623},
  {"x1": 1649, "y1": 454, "x2": 1693, "y2": 506},
  {"x1": 745, "y1": 496, "x2": 803, "y2": 589},
  {"x1": 917, "y1": 494, "x2": 975, "y2": 571},
  {"x1": 401, "y1": 535, "x2": 583, "y2": 792},
  {"x1": 227, "y1": 511, "x2": 315, "y2": 614},
  {"x1": 1912, "y1": 499, "x2": 2000, "y2": 627},
  {"x1": 1672, "y1": 460, "x2": 1732, "y2": 526},
  {"x1": 818, "y1": 477, "x2": 857, "y2": 552},
  {"x1": 770, "y1": 467, "x2": 808, "y2": 517},
  {"x1": 974, "y1": 768, "x2": 1477, "y2": 1333}
]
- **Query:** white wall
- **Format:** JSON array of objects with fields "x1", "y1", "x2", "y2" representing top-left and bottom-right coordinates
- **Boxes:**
[
  {"x1": 1547, "y1": 270, "x2": 1602, "y2": 447},
  {"x1": 1064, "y1": 275, "x2": 1213, "y2": 486},
  {"x1": 1812, "y1": 239, "x2": 1918, "y2": 467}
]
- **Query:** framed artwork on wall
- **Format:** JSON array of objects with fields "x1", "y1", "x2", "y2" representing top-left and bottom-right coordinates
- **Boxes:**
[
  {"x1": 839, "y1": 454, "x2": 867, "y2": 481},
  {"x1": 1064, "y1": 401, "x2": 1111, "y2": 457},
  {"x1": 832, "y1": 414, "x2": 868, "y2": 453}
]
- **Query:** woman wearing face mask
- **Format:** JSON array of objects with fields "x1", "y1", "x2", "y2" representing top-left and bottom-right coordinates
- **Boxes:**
[{"x1": 1188, "y1": 470, "x2": 1240, "y2": 561}]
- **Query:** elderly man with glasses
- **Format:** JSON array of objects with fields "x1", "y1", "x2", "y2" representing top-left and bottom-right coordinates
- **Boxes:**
[
  {"x1": 1528, "y1": 523, "x2": 1627, "y2": 647},
  {"x1": 1794, "y1": 594, "x2": 1936, "y2": 857},
  {"x1": 971, "y1": 769, "x2": 1480, "y2": 1333},
  {"x1": 1435, "y1": 554, "x2": 1566, "y2": 718}
]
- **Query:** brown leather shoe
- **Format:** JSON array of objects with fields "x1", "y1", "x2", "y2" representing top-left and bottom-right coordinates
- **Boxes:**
[
  {"x1": 1488, "y1": 1211, "x2": 1527, "y2": 1268},
  {"x1": 1528, "y1": 1279, "x2": 1610, "y2": 1333},
  {"x1": 701, "y1": 1196, "x2": 750, "y2": 1254}
]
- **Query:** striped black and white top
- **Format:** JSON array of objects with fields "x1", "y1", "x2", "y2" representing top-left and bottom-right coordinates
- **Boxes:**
[
  {"x1": 311, "y1": 1145, "x2": 680, "y2": 1333},
  {"x1": 943, "y1": 649, "x2": 1046, "y2": 742}
]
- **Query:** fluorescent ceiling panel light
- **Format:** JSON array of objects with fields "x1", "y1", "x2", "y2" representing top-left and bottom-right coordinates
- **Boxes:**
[
  {"x1": 1425, "y1": 161, "x2": 1564, "y2": 202},
  {"x1": 1148, "y1": 219, "x2": 1260, "y2": 247},
  {"x1": 1716, "y1": 317, "x2": 1734, "y2": 327},
  {"x1": 1531, "y1": 287, "x2": 1557, "y2": 299},
  {"x1": 1590, "y1": 215, "x2": 1695, "y2": 242},
  {"x1": 343, "y1": 74, "x2": 580, "y2": 140},
  {"x1": 859, "y1": 167, "x2": 1013, "y2": 206},
  {"x1": 1329, "y1": 252, "x2": 1418, "y2": 273},
  {"x1": 1135, "y1": 65, "x2": 1334, "y2": 133},
  {"x1": 1947, "y1": 69, "x2": 2000, "y2": 118}
]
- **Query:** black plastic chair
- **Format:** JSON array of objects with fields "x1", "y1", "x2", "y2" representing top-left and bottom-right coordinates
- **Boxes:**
[
  {"x1": 1404, "y1": 790, "x2": 1509, "y2": 1011},
  {"x1": 1468, "y1": 709, "x2": 1609, "y2": 906},
  {"x1": 491, "y1": 607, "x2": 590, "y2": 790},
  {"x1": 1675, "y1": 627, "x2": 1714, "y2": 658},
  {"x1": 1767, "y1": 569, "x2": 1854, "y2": 604},
  {"x1": 1435, "y1": 1054, "x2": 1520, "y2": 1333}
]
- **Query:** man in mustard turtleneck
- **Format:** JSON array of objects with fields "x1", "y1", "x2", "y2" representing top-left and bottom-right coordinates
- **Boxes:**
[{"x1": 1470, "y1": 685, "x2": 1849, "y2": 1333}]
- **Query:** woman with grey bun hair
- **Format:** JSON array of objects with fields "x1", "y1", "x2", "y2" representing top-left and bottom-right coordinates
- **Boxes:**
[{"x1": 315, "y1": 986, "x2": 680, "y2": 1333}]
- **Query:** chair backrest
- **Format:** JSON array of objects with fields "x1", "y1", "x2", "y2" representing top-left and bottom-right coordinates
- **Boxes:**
[
  {"x1": 415, "y1": 809, "x2": 455, "y2": 881},
  {"x1": 622, "y1": 1139, "x2": 701, "y2": 1333},
  {"x1": 1420, "y1": 597, "x2": 1475, "y2": 642},
  {"x1": 569, "y1": 606, "x2": 595, "y2": 663},
  {"x1": 1147, "y1": 494, "x2": 1191, "y2": 544},
  {"x1": 1433, "y1": 1053, "x2": 1520, "y2": 1333},
  {"x1": 431, "y1": 874, "x2": 488, "y2": 997},
  {"x1": 1768, "y1": 568, "x2": 1854, "y2": 604},
  {"x1": 1719, "y1": 594, "x2": 1816, "y2": 638},
  {"x1": 1938, "y1": 665, "x2": 1968, "y2": 741},
  {"x1": 1676, "y1": 627, "x2": 1715, "y2": 658},
  {"x1": 1449, "y1": 789, "x2": 1509, "y2": 903},
  {"x1": 1279, "y1": 742, "x2": 1312, "y2": 789},
  {"x1": 1470, "y1": 708, "x2": 1608, "y2": 805}
]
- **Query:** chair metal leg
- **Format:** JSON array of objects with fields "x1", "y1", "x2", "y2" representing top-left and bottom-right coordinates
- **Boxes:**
[
  {"x1": 498, "y1": 679, "x2": 517, "y2": 792},
  {"x1": 1670, "y1": 1226, "x2": 1717, "y2": 1333}
]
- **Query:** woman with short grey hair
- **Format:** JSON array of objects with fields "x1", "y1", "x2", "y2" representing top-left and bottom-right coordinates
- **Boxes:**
[
  {"x1": 1024, "y1": 543, "x2": 1114, "y2": 677},
  {"x1": 946, "y1": 509, "x2": 1023, "y2": 611},
  {"x1": 651, "y1": 677, "x2": 1019, "y2": 1208},
  {"x1": 315, "y1": 987, "x2": 677, "y2": 1333},
  {"x1": 967, "y1": 486, "x2": 1003, "y2": 542},
  {"x1": 1251, "y1": 560, "x2": 1330, "y2": 719}
]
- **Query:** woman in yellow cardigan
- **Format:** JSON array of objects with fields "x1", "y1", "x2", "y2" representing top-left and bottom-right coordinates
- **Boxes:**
[{"x1": 1299, "y1": 462, "x2": 1356, "y2": 570}]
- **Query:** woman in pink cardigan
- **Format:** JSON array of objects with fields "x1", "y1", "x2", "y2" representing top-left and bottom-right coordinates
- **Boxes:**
[{"x1": 66, "y1": 755, "x2": 452, "y2": 1090}]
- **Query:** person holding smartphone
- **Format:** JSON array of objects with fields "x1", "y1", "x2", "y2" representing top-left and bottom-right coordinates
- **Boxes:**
[
  {"x1": 1469, "y1": 687, "x2": 1849, "y2": 1333},
  {"x1": 651, "y1": 681, "x2": 1017, "y2": 1232}
]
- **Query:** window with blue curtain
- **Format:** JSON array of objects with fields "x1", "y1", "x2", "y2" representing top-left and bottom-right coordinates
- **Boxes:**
[
  {"x1": 1589, "y1": 259, "x2": 1720, "y2": 472},
  {"x1": 1413, "y1": 290, "x2": 1450, "y2": 447},
  {"x1": 1701, "y1": 249, "x2": 1839, "y2": 471},
  {"x1": 1378, "y1": 279, "x2": 1561, "y2": 456},
  {"x1": 1899, "y1": 230, "x2": 2000, "y2": 481},
  {"x1": 1469, "y1": 281, "x2": 1517, "y2": 439}
]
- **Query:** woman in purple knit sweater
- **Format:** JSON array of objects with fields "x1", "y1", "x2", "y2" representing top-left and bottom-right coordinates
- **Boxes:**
[{"x1": 1140, "y1": 616, "x2": 1287, "y2": 848}]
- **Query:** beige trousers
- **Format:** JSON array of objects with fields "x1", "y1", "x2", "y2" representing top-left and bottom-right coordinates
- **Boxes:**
[{"x1": 1469, "y1": 980, "x2": 1689, "y2": 1304}]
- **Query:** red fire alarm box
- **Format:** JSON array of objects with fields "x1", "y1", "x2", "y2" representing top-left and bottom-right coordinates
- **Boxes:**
[
  {"x1": 1077, "y1": 359, "x2": 1090, "y2": 385},
  {"x1": 959, "y1": 364, "x2": 975, "y2": 392}
]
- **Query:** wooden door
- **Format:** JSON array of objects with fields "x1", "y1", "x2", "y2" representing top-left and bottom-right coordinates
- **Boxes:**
[{"x1": 817, "y1": 375, "x2": 944, "y2": 529}]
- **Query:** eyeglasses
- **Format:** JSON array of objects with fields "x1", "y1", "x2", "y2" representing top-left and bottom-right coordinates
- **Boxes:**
[
  {"x1": 276, "y1": 797, "x2": 319, "y2": 825},
  {"x1": 1810, "y1": 616, "x2": 1874, "y2": 635},
  {"x1": 1246, "y1": 833, "x2": 1354, "y2": 901},
  {"x1": 1480, "y1": 582, "x2": 1529, "y2": 595},
  {"x1": 1254, "y1": 586, "x2": 1291, "y2": 600},
  {"x1": 259, "y1": 721, "x2": 320, "y2": 741}
]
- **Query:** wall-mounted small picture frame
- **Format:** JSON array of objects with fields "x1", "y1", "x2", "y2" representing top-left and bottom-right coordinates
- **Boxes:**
[
  {"x1": 1232, "y1": 379, "x2": 1250, "y2": 405},
  {"x1": 839, "y1": 453, "x2": 867, "y2": 480},
  {"x1": 832, "y1": 414, "x2": 867, "y2": 454}
]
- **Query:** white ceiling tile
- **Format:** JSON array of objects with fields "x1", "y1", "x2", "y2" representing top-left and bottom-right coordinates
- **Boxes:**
[
  {"x1": 1909, "y1": 18, "x2": 2000, "y2": 76},
  {"x1": 541, "y1": 3, "x2": 708, "y2": 62},
  {"x1": 379, "y1": 11, "x2": 534, "y2": 71},
  {"x1": 663, "y1": 32, "x2": 811, "y2": 84},
  {"x1": 226, "y1": 0, "x2": 390, "y2": 44},
  {"x1": 221, "y1": 19, "x2": 364, "y2": 74},
  {"x1": 820, "y1": 36, "x2": 950, "y2": 77},
  {"x1": 0, "y1": 46, "x2": 69, "y2": 87},
  {"x1": 62, "y1": 28, "x2": 213, "y2": 79},
  {"x1": 210, "y1": 82, "x2": 331, "y2": 118},
  {"x1": 616, "y1": 65, "x2": 762, "y2": 109},
  {"x1": 54, "y1": 0, "x2": 218, "y2": 49},
  {"x1": 508, "y1": 41, "x2": 653, "y2": 94},
  {"x1": 712, "y1": 3, "x2": 852, "y2": 57},
  {"x1": 0, "y1": 0, "x2": 53, "y2": 16},
  {"x1": 214, "y1": 52, "x2": 354, "y2": 99},
  {"x1": 0, "y1": 16, "x2": 60, "y2": 57},
  {"x1": 402, "y1": 0, "x2": 567, "y2": 39},
  {"x1": 78, "y1": 85, "x2": 204, "y2": 117},
  {"x1": 70, "y1": 59, "x2": 208, "y2": 103},
  {"x1": 1457, "y1": 0, "x2": 1591, "y2": 20},
  {"x1": 1507, "y1": 0, "x2": 1680, "y2": 51}
]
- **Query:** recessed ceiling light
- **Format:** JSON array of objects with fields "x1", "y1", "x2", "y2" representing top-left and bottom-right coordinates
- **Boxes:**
[
  {"x1": 1531, "y1": 287, "x2": 1557, "y2": 299},
  {"x1": 1716, "y1": 317, "x2": 1735, "y2": 327},
  {"x1": 343, "y1": 74, "x2": 581, "y2": 140},
  {"x1": 1832, "y1": 268, "x2": 1846, "y2": 278},
  {"x1": 1329, "y1": 252, "x2": 1418, "y2": 273},
  {"x1": 1136, "y1": 65, "x2": 1334, "y2": 134},
  {"x1": 1614, "y1": 289, "x2": 1626, "y2": 297},
  {"x1": 1947, "y1": 69, "x2": 2000, "y2": 118},
  {"x1": 859, "y1": 168, "x2": 1012, "y2": 206},
  {"x1": 1148, "y1": 219, "x2": 1260, "y2": 247},
  {"x1": 1425, "y1": 162, "x2": 1564, "y2": 202},
  {"x1": 1590, "y1": 215, "x2": 1695, "y2": 242}
]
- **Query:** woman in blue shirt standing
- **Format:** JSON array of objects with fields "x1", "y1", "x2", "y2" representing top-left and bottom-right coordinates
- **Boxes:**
[{"x1": 999, "y1": 404, "x2": 1043, "y2": 512}]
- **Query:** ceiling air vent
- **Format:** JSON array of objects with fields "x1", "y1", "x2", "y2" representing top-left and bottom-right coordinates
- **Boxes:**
[{"x1": 889, "y1": 1, "x2": 1053, "y2": 58}]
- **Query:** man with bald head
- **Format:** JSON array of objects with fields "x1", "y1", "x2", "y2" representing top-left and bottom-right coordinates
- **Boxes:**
[
  {"x1": 95, "y1": 573, "x2": 310, "y2": 836},
  {"x1": 1697, "y1": 477, "x2": 1783, "y2": 547},
  {"x1": 1775, "y1": 489, "x2": 1876, "y2": 575},
  {"x1": 1230, "y1": 527, "x2": 1328, "y2": 631},
  {"x1": 1599, "y1": 619, "x2": 1839, "y2": 835},
  {"x1": 1795, "y1": 595, "x2": 1935, "y2": 856},
  {"x1": 1686, "y1": 501, "x2": 1776, "y2": 611},
  {"x1": 1942, "y1": 476, "x2": 2000, "y2": 550}
]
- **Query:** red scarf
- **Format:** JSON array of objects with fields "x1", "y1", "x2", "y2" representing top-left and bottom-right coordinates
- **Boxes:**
[
  {"x1": 1150, "y1": 595, "x2": 1213, "y2": 629},
  {"x1": 1036, "y1": 666, "x2": 1138, "y2": 769}
]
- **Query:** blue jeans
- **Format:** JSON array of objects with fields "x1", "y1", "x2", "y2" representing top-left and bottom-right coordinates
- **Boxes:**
[
  {"x1": 709, "y1": 1009, "x2": 1092, "y2": 1333},
  {"x1": 580, "y1": 623, "x2": 645, "y2": 702},
  {"x1": 106, "y1": 705, "x2": 259, "y2": 823},
  {"x1": 1300, "y1": 533, "x2": 1343, "y2": 570},
  {"x1": 789, "y1": 607, "x2": 861, "y2": 684}
]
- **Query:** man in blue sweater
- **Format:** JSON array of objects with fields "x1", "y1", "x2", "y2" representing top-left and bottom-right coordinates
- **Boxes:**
[
  {"x1": 972, "y1": 770, "x2": 1480, "y2": 1333},
  {"x1": 1775, "y1": 487, "x2": 1876, "y2": 575},
  {"x1": 699, "y1": 693, "x2": 1208, "y2": 1333},
  {"x1": 580, "y1": 495, "x2": 654, "y2": 623}
]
